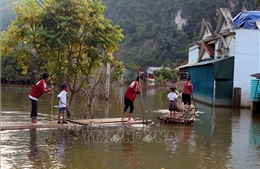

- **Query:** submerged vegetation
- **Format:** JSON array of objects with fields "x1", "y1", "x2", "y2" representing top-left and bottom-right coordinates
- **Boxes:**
[{"x1": 1, "y1": 0, "x2": 124, "y2": 115}]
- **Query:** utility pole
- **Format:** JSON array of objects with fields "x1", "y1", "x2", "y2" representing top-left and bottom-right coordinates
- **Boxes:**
[{"x1": 105, "y1": 62, "x2": 110, "y2": 99}]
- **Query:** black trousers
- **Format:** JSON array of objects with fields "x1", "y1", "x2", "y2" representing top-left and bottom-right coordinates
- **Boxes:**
[
  {"x1": 30, "y1": 99, "x2": 38, "y2": 118},
  {"x1": 123, "y1": 97, "x2": 134, "y2": 113},
  {"x1": 182, "y1": 93, "x2": 191, "y2": 105}
]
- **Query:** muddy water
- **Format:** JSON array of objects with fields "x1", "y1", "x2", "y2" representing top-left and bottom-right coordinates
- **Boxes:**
[{"x1": 1, "y1": 85, "x2": 260, "y2": 169}]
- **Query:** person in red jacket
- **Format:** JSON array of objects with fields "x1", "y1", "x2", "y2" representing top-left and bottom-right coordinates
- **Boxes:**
[
  {"x1": 29, "y1": 73, "x2": 53, "y2": 124},
  {"x1": 122, "y1": 76, "x2": 142, "y2": 122},
  {"x1": 182, "y1": 76, "x2": 194, "y2": 109}
]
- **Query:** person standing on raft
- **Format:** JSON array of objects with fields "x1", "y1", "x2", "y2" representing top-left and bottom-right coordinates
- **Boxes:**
[
  {"x1": 122, "y1": 76, "x2": 142, "y2": 122},
  {"x1": 167, "y1": 87, "x2": 179, "y2": 117},
  {"x1": 29, "y1": 73, "x2": 53, "y2": 124}
]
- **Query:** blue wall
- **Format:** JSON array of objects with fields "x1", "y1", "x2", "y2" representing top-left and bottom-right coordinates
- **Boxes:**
[
  {"x1": 187, "y1": 57, "x2": 234, "y2": 106},
  {"x1": 251, "y1": 79, "x2": 260, "y2": 101},
  {"x1": 188, "y1": 65, "x2": 214, "y2": 105}
]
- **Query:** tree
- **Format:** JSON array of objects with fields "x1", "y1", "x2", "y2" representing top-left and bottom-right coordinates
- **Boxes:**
[
  {"x1": 153, "y1": 68, "x2": 180, "y2": 84},
  {"x1": 1, "y1": 0, "x2": 124, "y2": 107},
  {"x1": 1, "y1": 53, "x2": 31, "y2": 84}
]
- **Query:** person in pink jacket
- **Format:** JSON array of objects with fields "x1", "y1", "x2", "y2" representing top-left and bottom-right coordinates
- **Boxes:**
[
  {"x1": 182, "y1": 76, "x2": 194, "y2": 109},
  {"x1": 121, "y1": 76, "x2": 142, "y2": 121},
  {"x1": 29, "y1": 73, "x2": 53, "y2": 124}
]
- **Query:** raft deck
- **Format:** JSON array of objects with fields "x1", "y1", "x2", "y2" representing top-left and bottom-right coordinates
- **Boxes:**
[
  {"x1": 1, "y1": 118, "x2": 153, "y2": 131},
  {"x1": 157, "y1": 109, "x2": 196, "y2": 124},
  {"x1": 66, "y1": 117, "x2": 152, "y2": 126}
]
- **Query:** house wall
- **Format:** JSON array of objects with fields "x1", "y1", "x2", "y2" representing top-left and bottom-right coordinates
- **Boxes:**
[
  {"x1": 188, "y1": 45, "x2": 199, "y2": 63},
  {"x1": 147, "y1": 73, "x2": 154, "y2": 79},
  {"x1": 201, "y1": 47, "x2": 211, "y2": 60},
  {"x1": 215, "y1": 40, "x2": 220, "y2": 58},
  {"x1": 187, "y1": 57, "x2": 234, "y2": 106},
  {"x1": 188, "y1": 65, "x2": 214, "y2": 105},
  {"x1": 227, "y1": 36, "x2": 236, "y2": 57},
  {"x1": 214, "y1": 35, "x2": 235, "y2": 58},
  {"x1": 214, "y1": 57, "x2": 234, "y2": 106},
  {"x1": 203, "y1": 28, "x2": 212, "y2": 39},
  {"x1": 234, "y1": 29, "x2": 260, "y2": 107}
]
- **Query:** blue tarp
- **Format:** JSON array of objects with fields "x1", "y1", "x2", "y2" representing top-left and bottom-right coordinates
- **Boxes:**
[{"x1": 233, "y1": 11, "x2": 260, "y2": 29}]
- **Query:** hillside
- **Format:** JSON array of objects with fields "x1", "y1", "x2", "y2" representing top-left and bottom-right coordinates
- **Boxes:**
[
  {"x1": 102, "y1": 0, "x2": 258, "y2": 68},
  {"x1": 1, "y1": 0, "x2": 19, "y2": 31},
  {"x1": 1, "y1": 0, "x2": 259, "y2": 69}
]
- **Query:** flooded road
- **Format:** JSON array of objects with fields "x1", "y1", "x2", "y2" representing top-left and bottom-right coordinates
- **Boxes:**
[{"x1": 1, "y1": 85, "x2": 260, "y2": 169}]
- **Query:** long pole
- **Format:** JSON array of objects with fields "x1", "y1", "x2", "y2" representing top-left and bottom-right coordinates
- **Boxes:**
[
  {"x1": 192, "y1": 94, "x2": 196, "y2": 111},
  {"x1": 138, "y1": 68, "x2": 145, "y2": 123},
  {"x1": 51, "y1": 85, "x2": 54, "y2": 124}
]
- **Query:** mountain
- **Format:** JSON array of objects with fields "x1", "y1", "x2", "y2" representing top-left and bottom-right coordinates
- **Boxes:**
[
  {"x1": 1, "y1": 0, "x2": 20, "y2": 31},
  {"x1": 1, "y1": 0, "x2": 258, "y2": 69},
  {"x1": 102, "y1": 0, "x2": 258, "y2": 68}
]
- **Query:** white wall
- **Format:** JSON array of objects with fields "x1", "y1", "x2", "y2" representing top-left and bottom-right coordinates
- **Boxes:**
[
  {"x1": 226, "y1": 36, "x2": 236, "y2": 57},
  {"x1": 214, "y1": 35, "x2": 235, "y2": 58},
  {"x1": 201, "y1": 49, "x2": 211, "y2": 60},
  {"x1": 234, "y1": 29, "x2": 260, "y2": 106},
  {"x1": 188, "y1": 45, "x2": 199, "y2": 63}
]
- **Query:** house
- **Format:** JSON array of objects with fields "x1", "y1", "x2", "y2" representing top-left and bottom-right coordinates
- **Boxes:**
[
  {"x1": 178, "y1": 8, "x2": 260, "y2": 107},
  {"x1": 146, "y1": 67, "x2": 170, "y2": 86}
]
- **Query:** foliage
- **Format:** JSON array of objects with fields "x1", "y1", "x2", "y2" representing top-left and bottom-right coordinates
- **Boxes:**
[
  {"x1": 154, "y1": 74, "x2": 167, "y2": 85},
  {"x1": 1, "y1": 0, "x2": 124, "y2": 106},
  {"x1": 102, "y1": 0, "x2": 259, "y2": 68},
  {"x1": 110, "y1": 61, "x2": 125, "y2": 82},
  {"x1": 1, "y1": 53, "x2": 31, "y2": 84},
  {"x1": 153, "y1": 68, "x2": 180, "y2": 83},
  {"x1": 1, "y1": 0, "x2": 259, "y2": 83}
]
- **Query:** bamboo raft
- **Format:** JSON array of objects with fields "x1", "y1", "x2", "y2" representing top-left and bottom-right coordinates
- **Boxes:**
[
  {"x1": 66, "y1": 117, "x2": 153, "y2": 126},
  {"x1": 157, "y1": 108, "x2": 196, "y2": 124},
  {"x1": 1, "y1": 118, "x2": 153, "y2": 131}
]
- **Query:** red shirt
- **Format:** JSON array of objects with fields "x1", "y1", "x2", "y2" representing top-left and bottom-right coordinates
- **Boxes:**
[
  {"x1": 182, "y1": 80, "x2": 194, "y2": 95},
  {"x1": 124, "y1": 81, "x2": 140, "y2": 101},
  {"x1": 29, "y1": 79, "x2": 49, "y2": 99}
]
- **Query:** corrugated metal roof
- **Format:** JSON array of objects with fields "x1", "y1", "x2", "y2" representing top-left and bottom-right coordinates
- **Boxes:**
[
  {"x1": 146, "y1": 67, "x2": 170, "y2": 74},
  {"x1": 251, "y1": 73, "x2": 260, "y2": 78},
  {"x1": 178, "y1": 56, "x2": 234, "y2": 70}
]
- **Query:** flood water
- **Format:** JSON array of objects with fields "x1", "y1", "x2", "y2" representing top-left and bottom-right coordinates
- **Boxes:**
[{"x1": 1, "y1": 85, "x2": 260, "y2": 169}]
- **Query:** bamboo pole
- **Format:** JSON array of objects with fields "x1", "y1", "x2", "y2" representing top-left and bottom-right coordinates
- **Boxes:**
[
  {"x1": 51, "y1": 85, "x2": 54, "y2": 125},
  {"x1": 138, "y1": 68, "x2": 145, "y2": 124}
]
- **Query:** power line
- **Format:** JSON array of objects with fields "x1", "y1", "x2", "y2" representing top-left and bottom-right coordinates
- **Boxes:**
[
  {"x1": 34, "y1": 0, "x2": 79, "y2": 39},
  {"x1": 242, "y1": 29, "x2": 260, "y2": 48}
]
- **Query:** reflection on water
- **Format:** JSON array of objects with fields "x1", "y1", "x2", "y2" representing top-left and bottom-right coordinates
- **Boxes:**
[
  {"x1": 1, "y1": 85, "x2": 260, "y2": 169},
  {"x1": 122, "y1": 130, "x2": 138, "y2": 168},
  {"x1": 28, "y1": 129, "x2": 41, "y2": 168}
]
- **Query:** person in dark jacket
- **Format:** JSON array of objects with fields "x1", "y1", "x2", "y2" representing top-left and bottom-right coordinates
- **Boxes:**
[
  {"x1": 29, "y1": 73, "x2": 53, "y2": 124},
  {"x1": 121, "y1": 76, "x2": 142, "y2": 122}
]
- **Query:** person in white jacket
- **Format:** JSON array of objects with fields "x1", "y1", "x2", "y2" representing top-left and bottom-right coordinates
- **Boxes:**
[
  {"x1": 57, "y1": 83, "x2": 68, "y2": 124},
  {"x1": 167, "y1": 87, "x2": 178, "y2": 117}
]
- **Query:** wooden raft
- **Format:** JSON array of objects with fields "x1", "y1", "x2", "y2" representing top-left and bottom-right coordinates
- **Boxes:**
[
  {"x1": 1, "y1": 118, "x2": 152, "y2": 131},
  {"x1": 0, "y1": 121, "x2": 76, "y2": 131},
  {"x1": 157, "y1": 109, "x2": 196, "y2": 124},
  {"x1": 66, "y1": 117, "x2": 153, "y2": 126}
]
